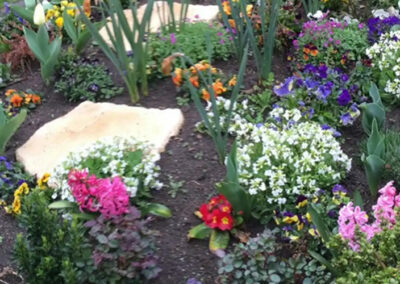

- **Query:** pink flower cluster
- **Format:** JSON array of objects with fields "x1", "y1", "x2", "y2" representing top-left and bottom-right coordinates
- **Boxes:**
[
  {"x1": 68, "y1": 170, "x2": 130, "y2": 218},
  {"x1": 338, "y1": 181, "x2": 400, "y2": 250}
]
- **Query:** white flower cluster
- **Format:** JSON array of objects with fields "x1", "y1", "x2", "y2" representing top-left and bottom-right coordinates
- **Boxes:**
[
  {"x1": 366, "y1": 30, "x2": 400, "y2": 99},
  {"x1": 236, "y1": 121, "x2": 351, "y2": 206},
  {"x1": 197, "y1": 97, "x2": 250, "y2": 134},
  {"x1": 49, "y1": 136, "x2": 163, "y2": 201}
]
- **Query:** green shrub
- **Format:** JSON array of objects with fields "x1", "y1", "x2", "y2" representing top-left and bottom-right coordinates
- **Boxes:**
[
  {"x1": 55, "y1": 51, "x2": 123, "y2": 102},
  {"x1": 14, "y1": 188, "x2": 96, "y2": 284}
]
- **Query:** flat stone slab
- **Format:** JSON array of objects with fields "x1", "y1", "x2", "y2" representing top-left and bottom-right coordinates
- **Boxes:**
[
  {"x1": 16, "y1": 101, "x2": 184, "y2": 177},
  {"x1": 99, "y1": 1, "x2": 220, "y2": 51}
]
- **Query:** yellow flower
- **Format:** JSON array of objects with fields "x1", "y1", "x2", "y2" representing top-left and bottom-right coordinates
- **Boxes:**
[
  {"x1": 0, "y1": 199, "x2": 6, "y2": 206},
  {"x1": 14, "y1": 183, "x2": 29, "y2": 197},
  {"x1": 38, "y1": 173, "x2": 51, "y2": 189},
  {"x1": 55, "y1": 17, "x2": 64, "y2": 29},
  {"x1": 297, "y1": 222, "x2": 304, "y2": 231},
  {"x1": 228, "y1": 75, "x2": 237, "y2": 87},
  {"x1": 296, "y1": 199, "x2": 308, "y2": 208},
  {"x1": 306, "y1": 212, "x2": 312, "y2": 223},
  {"x1": 282, "y1": 215, "x2": 299, "y2": 224},
  {"x1": 66, "y1": 2, "x2": 76, "y2": 17},
  {"x1": 289, "y1": 235, "x2": 299, "y2": 241},
  {"x1": 61, "y1": 0, "x2": 68, "y2": 7},
  {"x1": 45, "y1": 9, "x2": 54, "y2": 21},
  {"x1": 12, "y1": 197, "x2": 21, "y2": 214},
  {"x1": 246, "y1": 4, "x2": 253, "y2": 17}
]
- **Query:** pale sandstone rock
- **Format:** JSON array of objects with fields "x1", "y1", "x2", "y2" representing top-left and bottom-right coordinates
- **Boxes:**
[
  {"x1": 16, "y1": 101, "x2": 184, "y2": 177},
  {"x1": 99, "y1": 1, "x2": 220, "y2": 51}
]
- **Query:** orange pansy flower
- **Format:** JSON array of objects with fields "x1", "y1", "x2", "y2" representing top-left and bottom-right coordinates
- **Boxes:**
[
  {"x1": 172, "y1": 68, "x2": 183, "y2": 87},
  {"x1": 10, "y1": 94, "x2": 23, "y2": 107},
  {"x1": 32, "y1": 94, "x2": 41, "y2": 104},
  {"x1": 202, "y1": 88, "x2": 210, "y2": 101},
  {"x1": 212, "y1": 79, "x2": 227, "y2": 95},
  {"x1": 5, "y1": 89, "x2": 16, "y2": 97},
  {"x1": 189, "y1": 76, "x2": 200, "y2": 88}
]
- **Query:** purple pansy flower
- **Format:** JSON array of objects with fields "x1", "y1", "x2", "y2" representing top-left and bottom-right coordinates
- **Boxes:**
[
  {"x1": 273, "y1": 76, "x2": 297, "y2": 97},
  {"x1": 337, "y1": 89, "x2": 351, "y2": 106}
]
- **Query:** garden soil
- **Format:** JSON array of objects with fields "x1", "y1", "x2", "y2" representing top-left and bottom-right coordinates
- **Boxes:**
[{"x1": 0, "y1": 46, "x2": 385, "y2": 283}]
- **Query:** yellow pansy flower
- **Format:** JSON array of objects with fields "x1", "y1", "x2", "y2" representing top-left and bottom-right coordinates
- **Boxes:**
[{"x1": 55, "y1": 17, "x2": 64, "y2": 29}]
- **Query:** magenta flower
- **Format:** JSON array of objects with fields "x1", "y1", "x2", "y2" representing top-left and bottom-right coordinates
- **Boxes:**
[
  {"x1": 68, "y1": 170, "x2": 130, "y2": 218},
  {"x1": 335, "y1": 39, "x2": 341, "y2": 45},
  {"x1": 170, "y1": 33, "x2": 176, "y2": 44},
  {"x1": 358, "y1": 23, "x2": 364, "y2": 29}
]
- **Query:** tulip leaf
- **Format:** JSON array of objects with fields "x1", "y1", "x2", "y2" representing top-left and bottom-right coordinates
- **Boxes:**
[
  {"x1": 187, "y1": 223, "x2": 212, "y2": 240},
  {"x1": 307, "y1": 204, "x2": 331, "y2": 244},
  {"x1": 143, "y1": 203, "x2": 171, "y2": 218},
  {"x1": 0, "y1": 108, "x2": 27, "y2": 155},
  {"x1": 367, "y1": 119, "x2": 385, "y2": 157},
  {"x1": 209, "y1": 230, "x2": 229, "y2": 252},
  {"x1": 10, "y1": 5, "x2": 34, "y2": 25},
  {"x1": 48, "y1": 200, "x2": 76, "y2": 209},
  {"x1": 365, "y1": 154, "x2": 385, "y2": 197}
]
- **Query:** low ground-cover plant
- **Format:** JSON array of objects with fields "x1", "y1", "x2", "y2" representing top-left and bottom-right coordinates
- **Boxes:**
[
  {"x1": 217, "y1": 228, "x2": 333, "y2": 283},
  {"x1": 367, "y1": 15, "x2": 400, "y2": 43},
  {"x1": 171, "y1": 60, "x2": 237, "y2": 102},
  {"x1": 2, "y1": 88, "x2": 41, "y2": 115},
  {"x1": 273, "y1": 63, "x2": 366, "y2": 128},
  {"x1": 328, "y1": 181, "x2": 400, "y2": 282},
  {"x1": 55, "y1": 51, "x2": 123, "y2": 102},
  {"x1": 293, "y1": 16, "x2": 369, "y2": 71},
  {"x1": 0, "y1": 156, "x2": 33, "y2": 213},
  {"x1": 366, "y1": 29, "x2": 400, "y2": 104},
  {"x1": 148, "y1": 22, "x2": 232, "y2": 78},
  {"x1": 50, "y1": 136, "x2": 163, "y2": 203},
  {"x1": 85, "y1": 206, "x2": 161, "y2": 282},
  {"x1": 234, "y1": 107, "x2": 351, "y2": 221}
]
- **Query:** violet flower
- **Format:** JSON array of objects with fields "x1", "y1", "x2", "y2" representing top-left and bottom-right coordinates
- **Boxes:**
[
  {"x1": 337, "y1": 89, "x2": 351, "y2": 106},
  {"x1": 273, "y1": 76, "x2": 297, "y2": 97}
]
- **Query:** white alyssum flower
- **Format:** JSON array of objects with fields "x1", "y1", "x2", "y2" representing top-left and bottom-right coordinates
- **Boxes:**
[{"x1": 50, "y1": 136, "x2": 162, "y2": 201}]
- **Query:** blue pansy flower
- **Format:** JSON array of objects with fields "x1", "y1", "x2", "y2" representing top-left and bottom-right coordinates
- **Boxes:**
[{"x1": 273, "y1": 76, "x2": 297, "y2": 97}]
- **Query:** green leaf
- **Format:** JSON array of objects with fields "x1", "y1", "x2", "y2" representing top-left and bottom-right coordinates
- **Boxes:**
[
  {"x1": 353, "y1": 190, "x2": 364, "y2": 210},
  {"x1": 23, "y1": 27, "x2": 46, "y2": 62},
  {"x1": 10, "y1": 5, "x2": 34, "y2": 25},
  {"x1": 0, "y1": 109, "x2": 27, "y2": 155},
  {"x1": 367, "y1": 119, "x2": 385, "y2": 157},
  {"x1": 361, "y1": 100, "x2": 385, "y2": 135},
  {"x1": 209, "y1": 230, "x2": 229, "y2": 252},
  {"x1": 187, "y1": 223, "x2": 212, "y2": 240},
  {"x1": 269, "y1": 274, "x2": 281, "y2": 283},
  {"x1": 307, "y1": 204, "x2": 331, "y2": 243},
  {"x1": 144, "y1": 203, "x2": 171, "y2": 218},
  {"x1": 97, "y1": 234, "x2": 108, "y2": 244},
  {"x1": 365, "y1": 154, "x2": 385, "y2": 197},
  {"x1": 308, "y1": 249, "x2": 335, "y2": 273},
  {"x1": 217, "y1": 141, "x2": 253, "y2": 220},
  {"x1": 48, "y1": 200, "x2": 76, "y2": 209},
  {"x1": 63, "y1": 12, "x2": 78, "y2": 43},
  {"x1": 369, "y1": 83, "x2": 383, "y2": 108},
  {"x1": 24, "y1": 0, "x2": 35, "y2": 9}
]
